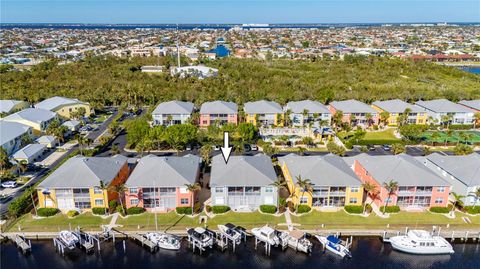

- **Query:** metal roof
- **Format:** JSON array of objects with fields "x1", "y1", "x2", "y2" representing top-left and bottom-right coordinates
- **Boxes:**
[
  {"x1": 12, "y1": 143, "x2": 46, "y2": 159},
  {"x1": 0, "y1": 100, "x2": 27, "y2": 114},
  {"x1": 200, "y1": 101, "x2": 238, "y2": 114},
  {"x1": 415, "y1": 99, "x2": 474, "y2": 113},
  {"x1": 2, "y1": 108, "x2": 56, "y2": 124},
  {"x1": 244, "y1": 100, "x2": 283, "y2": 114},
  {"x1": 35, "y1": 96, "x2": 87, "y2": 111},
  {"x1": 329, "y1": 99, "x2": 377, "y2": 114},
  {"x1": 372, "y1": 99, "x2": 424, "y2": 113},
  {"x1": 0, "y1": 121, "x2": 31, "y2": 146},
  {"x1": 284, "y1": 100, "x2": 330, "y2": 114},
  {"x1": 152, "y1": 100, "x2": 194, "y2": 115},
  {"x1": 459, "y1": 100, "x2": 480, "y2": 111},
  {"x1": 425, "y1": 153, "x2": 480, "y2": 187}
]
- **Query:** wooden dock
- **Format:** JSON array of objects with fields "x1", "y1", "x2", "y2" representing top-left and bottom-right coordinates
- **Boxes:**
[
  {"x1": 7, "y1": 234, "x2": 31, "y2": 254},
  {"x1": 129, "y1": 233, "x2": 158, "y2": 253}
]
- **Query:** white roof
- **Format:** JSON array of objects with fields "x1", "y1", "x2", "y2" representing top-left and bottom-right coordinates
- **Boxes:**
[
  {"x1": 200, "y1": 101, "x2": 238, "y2": 114},
  {"x1": 244, "y1": 100, "x2": 283, "y2": 114},
  {"x1": 0, "y1": 100, "x2": 27, "y2": 114},
  {"x1": 35, "y1": 96, "x2": 86, "y2": 111},
  {"x1": 62, "y1": 120, "x2": 81, "y2": 127},
  {"x1": 12, "y1": 144, "x2": 46, "y2": 159},
  {"x1": 416, "y1": 99, "x2": 474, "y2": 113},
  {"x1": 152, "y1": 101, "x2": 194, "y2": 115},
  {"x1": 0, "y1": 121, "x2": 31, "y2": 146},
  {"x1": 329, "y1": 99, "x2": 377, "y2": 114},
  {"x1": 36, "y1": 135, "x2": 56, "y2": 144},
  {"x1": 2, "y1": 108, "x2": 56, "y2": 124},
  {"x1": 285, "y1": 100, "x2": 330, "y2": 114}
]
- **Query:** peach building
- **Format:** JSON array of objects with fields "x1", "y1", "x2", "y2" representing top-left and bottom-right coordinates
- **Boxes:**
[
  {"x1": 199, "y1": 101, "x2": 238, "y2": 127},
  {"x1": 328, "y1": 99, "x2": 379, "y2": 127}
]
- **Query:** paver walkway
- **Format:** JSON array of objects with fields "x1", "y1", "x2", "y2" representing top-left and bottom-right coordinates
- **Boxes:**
[
  {"x1": 284, "y1": 210, "x2": 293, "y2": 231},
  {"x1": 109, "y1": 213, "x2": 119, "y2": 227}
]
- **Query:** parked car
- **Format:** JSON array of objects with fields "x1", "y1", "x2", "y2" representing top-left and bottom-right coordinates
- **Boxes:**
[
  {"x1": 1, "y1": 181, "x2": 17, "y2": 188},
  {"x1": 243, "y1": 144, "x2": 251, "y2": 152},
  {"x1": 382, "y1": 144, "x2": 391, "y2": 151},
  {"x1": 366, "y1": 144, "x2": 375, "y2": 151},
  {"x1": 250, "y1": 144, "x2": 258, "y2": 151}
]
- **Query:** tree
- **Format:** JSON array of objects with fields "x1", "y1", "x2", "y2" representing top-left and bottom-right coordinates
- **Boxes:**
[
  {"x1": 270, "y1": 178, "x2": 287, "y2": 210},
  {"x1": 199, "y1": 145, "x2": 213, "y2": 165},
  {"x1": 422, "y1": 146, "x2": 431, "y2": 156},
  {"x1": 440, "y1": 114, "x2": 453, "y2": 129},
  {"x1": 472, "y1": 188, "x2": 480, "y2": 210},
  {"x1": 76, "y1": 134, "x2": 86, "y2": 155},
  {"x1": 365, "y1": 113, "x2": 373, "y2": 127},
  {"x1": 262, "y1": 143, "x2": 278, "y2": 156},
  {"x1": 184, "y1": 183, "x2": 201, "y2": 216},
  {"x1": 98, "y1": 180, "x2": 109, "y2": 215},
  {"x1": 297, "y1": 147, "x2": 306, "y2": 156},
  {"x1": 295, "y1": 175, "x2": 313, "y2": 211},
  {"x1": 398, "y1": 124, "x2": 428, "y2": 141},
  {"x1": 392, "y1": 143, "x2": 405, "y2": 155},
  {"x1": 430, "y1": 132, "x2": 441, "y2": 146},
  {"x1": 326, "y1": 141, "x2": 346, "y2": 156},
  {"x1": 379, "y1": 111, "x2": 390, "y2": 127},
  {"x1": 0, "y1": 147, "x2": 12, "y2": 173},
  {"x1": 332, "y1": 111, "x2": 343, "y2": 132},
  {"x1": 382, "y1": 180, "x2": 398, "y2": 214},
  {"x1": 474, "y1": 113, "x2": 480, "y2": 130},
  {"x1": 164, "y1": 124, "x2": 197, "y2": 152},
  {"x1": 453, "y1": 144, "x2": 474, "y2": 155},
  {"x1": 450, "y1": 191, "x2": 465, "y2": 214},
  {"x1": 109, "y1": 183, "x2": 127, "y2": 215},
  {"x1": 361, "y1": 182, "x2": 377, "y2": 214}
]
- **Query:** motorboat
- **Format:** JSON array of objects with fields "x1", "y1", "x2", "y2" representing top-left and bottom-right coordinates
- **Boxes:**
[
  {"x1": 218, "y1": 224, "x2": 242, "y2": 242},
  {"x1": 315, "y1": 235, "x2": 352, "y2": 258},
  {"x1": 59, "y1": 230, "x2": 79, "y2": 248},
  {"x1": 286, "y1": 230, "x2": 312, "y2": 254},
  {"x1": 145, "y1": 232, "x2": 182, "y2": 250},
  {"x1": 186, "y1": 227, "x2": 215, "y2": 248},
  {"x1": 385, "y1": 230, "x2": 454, "y2": 255},
  {"x1": 251, "y1": 226, "x2": 280, "y2": 246}
]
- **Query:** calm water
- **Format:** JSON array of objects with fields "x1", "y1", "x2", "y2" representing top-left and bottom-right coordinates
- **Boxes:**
[
  {"x1": 460, "y1": 67, "x2": 480, "y2": 74},
  {"x1": 2, "y1": 237, "x2": 480, "y2": 269}
]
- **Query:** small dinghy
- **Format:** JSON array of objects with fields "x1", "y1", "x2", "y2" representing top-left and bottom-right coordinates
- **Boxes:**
[
  {"x1": 316, "y1": 235, "x2": 352, "y2": 258},
  {"x1": 145, "y1": 232, "x2": 182, "y2": 250}
]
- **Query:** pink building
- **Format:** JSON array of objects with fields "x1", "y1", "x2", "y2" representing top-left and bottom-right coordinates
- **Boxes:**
[
  {"x1": 350, "y1": 154, "x2": 450, "y2": 210},
  {"x1": 328, "y1": 99, "x2": 379, "y2": 127},
  {"x1": 199, "y1": 101, "x2": 238, "y2": 127},
  {"x1": 125, "y1": 155, "x2": 201, "y2": 212}
]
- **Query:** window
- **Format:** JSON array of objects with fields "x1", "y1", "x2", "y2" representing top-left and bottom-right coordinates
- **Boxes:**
[
  {"x1": 93, "y1": 187, "x2": 103, "y2": 194},
  {"x1": 130, "y1": 198, "x2": 139, "y2": 206},
  {"x1": 95, "y1": 199, "x2": 104, "y2": 206},
  {"x1": 181, "y1": 198, "x2": 189, "y2": 205},
  {"x1": 129, "y1": 188, "x2": 138, "y2": 194},
  {"x1": 265, "y1": 187, "x2": 273, "y2": 193},
  {"x1": 215, "y1": 187, "x2": 224, "y2": 193},
  {"x1": 349, "y1": 198, "x2": 358, "y2": 204},
  {"x1": 437, "y1": 187, "x2": 445, "y2": 193},
  {"x1": 435, "y1": 198, "x2": 443, "y2": 204},
  {"x1": 300, "y1": 197, "x2": 308, "y2": 204},
  {"x1": 350, "y1": 187, "x2": 359, "y2": 193}
]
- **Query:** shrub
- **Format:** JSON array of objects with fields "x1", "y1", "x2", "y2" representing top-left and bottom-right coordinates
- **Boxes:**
[
  {"x1": 67, "y1": 210, "x2": 79, "y2": 218},
  {"x1": 211, "y1": 205, "x2": 230, "y2": 214},
  {"x1": 259, "y1": 205, "x2": 277, "y2": 214},
  {"x1": 116, "y1": 205, "x2": 125, "y2": 215},
  {"x1": 126, "y1": 207, "x2": 145, "y2": 215},
  {"x1": 464, "y1": 206, "x2": 480, "y2": 215},
  {"x1": 109, "y1": 200, "x2": 118, "y2": 209},
  {"x1": 365, "y1": 204, "x2": 373, "y2": 213},
  {"x1": 296, "y1": 205, "x2": 311, "y2": 214},
  {"x1": 37, "y1": 208, "x2": 59, "y2": 217},
  {"x1": 205, "y1": 205, "x2": 212, "y2": 213},
  {"x1": 429, "y1": 207, "x2": 450, "y2": 214},
  {"x1": 176, "y1": 207, "x2": 193, "y2": 214},
  {"x1": 344, "y1": 205, "x2": 364, "y2": 214},
  {"x1": 379, "y1": 206, "x2": 400, "y2": 213},
  {"x1": 92, "y1": 207, "x2": 107, "y2": 215}
]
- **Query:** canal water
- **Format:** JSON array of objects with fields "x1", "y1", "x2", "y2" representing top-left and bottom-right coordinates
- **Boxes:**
[{"x1": 2, "y1": 237, "x2": 480, "y2": 269}]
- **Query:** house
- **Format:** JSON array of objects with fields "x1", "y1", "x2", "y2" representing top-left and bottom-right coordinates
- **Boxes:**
[
  {"x1": 62, "y1": 120, "x2": 81, "y2": 132},
  {"x1": 279, "y1": 154, "x2": 363, "y2": 209},
  {"x1": 124, "y1": 155, "x2": 201, "y2": 212},
  {"x1": 351, "y1": 154, "x2": 450, "y2": 210},
  {"x1": 141, "y1": 66, "x2": 163, "y2": 73},
  {"x1": 415, "y1": 99, "x2": 475, "y2": 125},
  {"x1": 372, "y1": 99, "x2": 427, "y2": 126},
  {"x1": 35, "y1": 96, "x2": 92, "y2": 119},
  {"x1": 0, "y1": 121, "x2": 33, "y2": 155},
  {"x1": 459, "y1": 100, "x2": 480, "y2": 125},
  {"x1": 0, "y1": 100, "x2": 30, "y2": 116},
  {"x1": 244, "y1": 100, "x2": 284, "y2": 127},
  {"x1": 170, "y1": 66, "x2": 218, "y2": 79},
  {"x1": 284, "y1": 100, "x2": 331, "y2": 127},
  {"x1": 37, "y1": 155, "x2": 130, "y2": 212},
  {"x1": 199, "y1": 101, "x2": 238, "y2": 127},
  {"x1": 328, "y1": 99, "x2": 379, "y2": 127},
  {"x1": 151, "y1": 101, "x2": 194, "y2": 126},
  {"x1": 12, "y1": 143, "x2": 46, "y2": 164},
  {"x1": 36, "y1": 135, "x2": 58, "y2": 148},
  {"x1": 210, "y1": 154, "x2": 278, "y2": 211},
  {"x1": 2, "y1": 108, "x2": 57, "y2": 131},
  {"x1": 423, "y1": 153, "x2": 480, "y2": 206}
]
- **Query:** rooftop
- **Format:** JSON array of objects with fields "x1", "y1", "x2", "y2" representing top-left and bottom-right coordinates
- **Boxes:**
[
  {"x1": 425, "y1": 153, "x2": 480, "y2": 187},
  {"x1": 329, "y1": 99, "x2": 377, "y2": 114},
  {"x1": 2, "y1": 108, "x2": 56, "y2": 124},
  {"x1": 0, "y1": 100, "x2": 27, "y2": 114},
  {"x1": 372, "y1": 99, "x2": 424, "y2": 113},
  {"x1": 415, "y1": 99, "x2": 474, "y2": 113},
  {"x1": 244, "y1": 100, "x2": 283, "y2": 114},
  {"x1": 285, "y1": 100, "x2": 330, "y2": 114},
  {"x1": 35, "y1": 96, "x2": 87, "y2": 111},
  {"x1": 12, "y1": 143, "x2": 46, "y2": 159},
  {"x1": 459, "y1": 100, "x2": 480, "y2": 111},
  {"x1": 0, "y1": 121, "x2": 31, "y2": 146},
  {"x1": 200, "y1": 101, "x2": 238, "y2": 114},
  {"x1": 152, "y1": 100, "x2": 194, "y2": 115}
]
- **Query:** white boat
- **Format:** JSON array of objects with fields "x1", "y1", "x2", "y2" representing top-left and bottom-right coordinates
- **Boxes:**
[
  {"x1": 186, "y1": 227, "x2": 215, "y2": 248},
  {"x1": 286, "y1": 230, "x2": 312, "y2": 254},
  {"x1": 218, "y1": 224, "x2": 242, "y2": 242},
  {"x1": 145, "y1": 232, "x2": 181, "y2": 250},
  {"x1": 251, "y1": 226, "x2": 280, "y2": 246},
  {"x1": 315, "y1": 235, "x2": 352, "y2": 258},
  {"x1": 59, "y1": 230, "x2": 79, "y2": 248},
  {"x1": 386, "y1": 230, "x2": 454, "y2": 255}
]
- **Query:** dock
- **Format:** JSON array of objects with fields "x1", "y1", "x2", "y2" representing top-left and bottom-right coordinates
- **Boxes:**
[
  {"x1": 6, "y1": 234, "x2": 32, "y2": 254},
  {"x1": 129, "y1": 233, "x2": 158, "y2": 253}
]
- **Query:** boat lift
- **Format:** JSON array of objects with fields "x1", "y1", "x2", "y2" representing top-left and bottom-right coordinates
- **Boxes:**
[
  {"x1": 6, "y1": 234, "x2": 32, "y2": 254},
  {"x1": 186, "y1": 227, "x2": 215, "y2": 255},
  {"x1": 216, "y1": 223, "x2": 248, "y2": 252}
]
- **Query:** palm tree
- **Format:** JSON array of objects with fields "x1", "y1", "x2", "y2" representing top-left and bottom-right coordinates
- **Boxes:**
[
  {"x1": 270, "y1": 178, "x2": 287, "y2": 210},
  {"x1": 361, "y1": 182, "x2": 377, "y2": 214},
  {"x1": 379, "y1": 111, "x2": 390, "y2": 127},
  {"x1": 365, "y1": 113, "x2": 373, "y2": 127},
  {"x1": 98, "y1": 180, "x2": 109, "y2": 215},
  {"x1": 382, "y1": 180, "x2": 398, "y2": 214},
  {"x1": 295, "y1": 175, "x2": 314, "y2": 212},
  {"x1": 445, "y1": 129, "x2": 453, "y2": 146},
  {"x1": 184, "y1": 183, "x2": 201, "y2": 216},
  {"x1": 199, "y1": 145, "x2": 212, "y2": 166},
  {"x1": 302, "y1": 109, "x2": 309, "y2": 127},
  {"x1": 109, "y1": 183, "x2": 127, "y2": 215},
  {"x1": 473, "y1": 112, "x2": 480, "y2": 130},
  {"x1": 430, "y1": 132, "x2": 441, "y2": 146},
  {"x1": 76, "y1": 134, "x2": 86, "y2": 155},
  {"x1": 450, "y1": 191, "x2": 465, "y2": 215},
  {"x1": 472, "y1": 188, "x2": 480, "y2": 210}
]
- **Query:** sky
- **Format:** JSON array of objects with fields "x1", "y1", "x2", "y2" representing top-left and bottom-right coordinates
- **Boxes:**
[{"x1": 1, "y1": 0, "x2": 479, "y2": 24}]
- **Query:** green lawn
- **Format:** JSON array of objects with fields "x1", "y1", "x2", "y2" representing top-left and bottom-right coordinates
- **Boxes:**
[
  {"x1": 11, "y1": 213, "x2": 111, "y2": 232},
  {"x1": 291, "y1": 211, "x2": 480, "y2": 230},
  {"x1": 363, "y1": 129, "x2": 399, "y2": 140},
  {"x1": 422, "y1": 130, "x2": 480, "y2": 143},
  {"x1": 205, "y1": 211, "x2": 284, "y2": 229},
  {"x1": 339, "y1": 128, "x2": 402, "y2": 145},
  {"x1": 116, "y1": 212, "x2": 199, "y2": 231}
]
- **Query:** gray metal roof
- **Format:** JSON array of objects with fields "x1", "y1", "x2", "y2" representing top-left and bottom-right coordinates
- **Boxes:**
[
  {"x1": 459, "y1": 100, "x2": 480, "y2": 111},
  {"x1": 62, "y1": 120, "x2": 80, "y2": 127},
  {"x1": 425, "y1": 153, "x2": 480, "y2": 187},
  {"x1": 0, "y1": 121, "x2": 31, "y2": 146},
  {"x1": 278, "y1": 154, "x2": 361, "y2": 186},
  {"x1": 35, "y1": 96, "x2": 87, "y2": 111},
  {"x1": 415, "y1": 99, "x2": 473, "y2": 113},
  {"x1": 210, "y1": 154, "x2": 277, "y2": 187},
  {"x1": 0, "y1": 100, "x2": 27, "y2": 114},
  {"x1": 200, "y1": 101, "x2": 238, "y2": 114},
  {"x1": 38, "y1": 155, "x2": 128, "y2": 189},
  {"x1": 329, "y1": 99, "x2": 377, "y2": 114},
  {"x1": 126, "y1": 155, "x2": 200, "y2": 187},
  {"x1": 372, "y1": 99, "x2": 424, "y2": 113},
  {"x1": 12, "y1": 144, "x2": 46, "y2": 159},
  {"x1": 152, "y1": 100, "x2": 194, "y2": 115},
  {"x1": 2, "y1": 108, "x2": 56, "y2": 124},
  {"x1": 244, "y1": 100, "x2": 283, "y2": 114},
  {"x1": 352, "y1": 153, "x2": 449, "y2": 186},
  {"x1": 36, "y1": 135, "x2": 56, "y2": 144},
  {"x1": 284, "y1": 100, "x2": 330, "y2": 114}
]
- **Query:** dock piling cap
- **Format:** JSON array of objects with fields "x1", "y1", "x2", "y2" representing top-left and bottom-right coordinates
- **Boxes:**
[{"x1": 194, "y1": 227, "x2": 206, "y2": 233}]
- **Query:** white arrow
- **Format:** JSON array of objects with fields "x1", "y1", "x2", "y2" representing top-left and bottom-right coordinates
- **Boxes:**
[{"x1": 220, "y1": 131, "x2": 233, "y2": 164}]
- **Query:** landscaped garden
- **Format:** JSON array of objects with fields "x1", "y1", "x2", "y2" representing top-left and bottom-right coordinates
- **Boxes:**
[
  {"x1": 339, "y1": 128, "x2": 403, "y2": 147},
  {"x1": 10, "y1": 213, "x2": 112, "y2": 232}
]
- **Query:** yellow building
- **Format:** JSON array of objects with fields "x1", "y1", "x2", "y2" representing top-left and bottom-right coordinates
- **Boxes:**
[
  {"x1": 278, "y1": 154, "x2": 363, "y2": 208},
  {"x1": 244, "y1": 100, "x2": 284, "y2": 127},
  {"x1": 372, "y1": 99, "x2": 427, "y2": 126},
  {"x1": 35, "y1": 96, "x2": 93, "y2": 119},
  {"x1": 0, "y1": 100, "x2": 30, "y2": 117},
  {"x1": 37, "y1": 155, "x2": 130, "y2": 212}
]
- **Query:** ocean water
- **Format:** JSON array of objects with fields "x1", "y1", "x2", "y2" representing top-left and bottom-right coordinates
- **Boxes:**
[
  {"x1": 2, "y1": 237, "x2": 480, "y2": 269},
  {"x1": 460, "y1": 67, "x2": 480, "y2": 74}
]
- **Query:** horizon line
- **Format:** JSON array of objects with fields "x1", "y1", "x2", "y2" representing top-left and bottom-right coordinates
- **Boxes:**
[{"x1": 2, "y1": 21, "x2": 480, "y2": 25}]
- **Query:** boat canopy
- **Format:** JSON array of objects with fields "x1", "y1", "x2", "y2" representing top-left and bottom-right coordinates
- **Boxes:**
[{"x1": 327, "y1": 235, "x2": 341, "y2": 244}]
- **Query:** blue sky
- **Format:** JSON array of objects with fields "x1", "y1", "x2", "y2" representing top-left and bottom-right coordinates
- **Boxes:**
[{"x1": 1, "y1": 0, "x2": 479, "y2": 24}]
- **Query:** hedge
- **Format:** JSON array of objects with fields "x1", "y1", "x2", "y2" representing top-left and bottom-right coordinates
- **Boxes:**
[
  {"x1": 37, "y1": 208, "x2": 59, "y2": 217},
  {"x1": 67, "y1": 210, "x2": 79, "y2": 217},
  {"x1": 211, "y1": 205, "x2": 230, "y2": 214},
  {"x1": 109, "y1": 200, "x2": 118, "y2": 208},
  {"x1": 259, "y1": 205, "x2": 277, "y2": 214},
  {"x1": 92, "y1": 207, "x2": 107, "y2": 215},
  {"x1": 176, "y1": 207, "x2": 193, "y2": 214},
  {"x1": 379, "y1": 206, "x2": 400, "y2": 213},
  {"x1": 429, "y1": 207, "x2": 450, "y2": 214},
  {"x1": 127, "y1": 207, "x2": 145, "y2": 215},
  {"x1": 344, "y1": 205, "x2": 364, "y2": 214},
  {"x1": 464, "y1": 206, "x2": 480, "y2": 215},
  {"x1": 296, "y1": 205, "x2": 311, "y2": 214}
]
